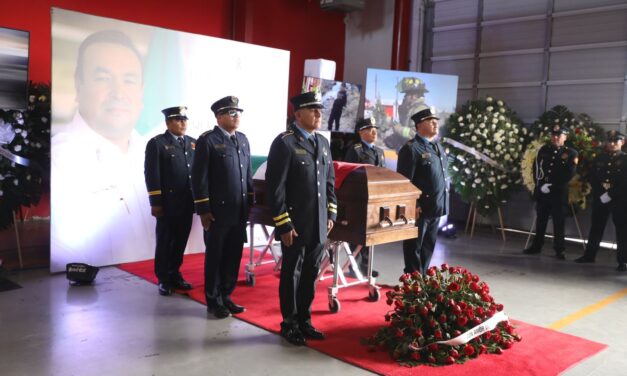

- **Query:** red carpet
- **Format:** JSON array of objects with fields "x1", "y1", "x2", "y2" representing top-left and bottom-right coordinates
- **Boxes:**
[{"x1": 118, "y1": 252, "x2": 607, "y2": 375}]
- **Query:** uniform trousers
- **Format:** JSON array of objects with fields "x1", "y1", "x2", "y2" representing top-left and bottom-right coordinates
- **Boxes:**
[
  {"x1": 531, "y1": 193, "x2": 566, "y2": 252},
  {"x1": 403, "y1": 216, "x2": 440, "y2": 276},
  {"x1": 154, "y1": 214, "x2": 193, "y2": 284},
  {"x1": 203, "y1": 223, "x2": 246, "y2": 307},
  {"x1": 583, "y1": 201, "x2": 627, "y2": 264},
  {"x1": 279, "y1": 241, "x2": 325, "y2": 329}
]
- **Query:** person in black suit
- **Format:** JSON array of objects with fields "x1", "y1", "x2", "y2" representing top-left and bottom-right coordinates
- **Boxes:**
[
  {"x1": 327, "y1": 84, "x2": 347, "y2": 131},
  {"x1": 344, "y1": 117, "x2": 385, "y2": 278},
  {"x1": 575, "y1": 130, "x2": 627, "y2": 272},
  {"x1": 191, "y1": 96, "x2": 253, "y2": 319},
  {"x1": 266, "y1": 91, "x2": 338, "y2": 346},
  {"x1": 144, "y1": 106, "x2": 196, "y2": 296},
  {"x1": 397, "y1": 108, "x2": 449, "y2": 276},
  {"x1": 523, "y1": 125, "x2": 578, "y2": 260}
]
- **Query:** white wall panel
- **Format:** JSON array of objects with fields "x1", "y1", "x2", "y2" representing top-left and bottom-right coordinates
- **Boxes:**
[
  {"x1": 483, "y1": 0, "x2": 547, "y2": 20},
  {"x1": 481, "y1": 20, "x2": 546, "y2": 52},
  {"x1": 433, "y1": 0, "x2": 478, "y2": 27},
  {"x1": 552, "y1": 10, "x2": 627, "y2": 46},
  {"x1": 479, "y1": 53, "x2": 544, "y2": 83},
  {"x1": 547, "y1": 83, "x2": 624, "y2": 122},
  {"x1": 549, "y1": 47, "x2": 627, "y2": 80}
]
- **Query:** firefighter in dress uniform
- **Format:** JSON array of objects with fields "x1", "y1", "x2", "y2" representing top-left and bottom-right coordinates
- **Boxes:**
[
  {"x1": 191, "y1": 96, "x2": 253, "y2": 319},
  {"x1": 144, "y1": 106, "x2": 195, "y2": 296},
  {"x1": 266, "y1": 92, "x2": 337, "y2": 346},
  {"x1": 344, "y1": 117, "x2": 385, "y2": 278},
  {"x1": 523, "y1": 125, "x2": 578, "y2": 260},
  {"x1": 397, "y1": 108, "x2": 449, "y2": 276},
  {"x1": 575, "y1": 130, "x2": 627, "y2": 272}
]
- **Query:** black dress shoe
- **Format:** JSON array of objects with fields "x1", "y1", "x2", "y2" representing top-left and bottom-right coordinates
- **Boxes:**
[
  {"x1": 280, "y1": 327, "x2": 306, "y2": 346},
  {"x1": 172, "y1": 278, "x2": 193, "y2": 290},
  {"x1": 617, "y1": 264, "x2": 627, "y2": 272},
  {"x1": 299, "y1": 323, "x2": 325, "y2": 340},
  {"x1": 224, "y1": 300, "x2": 246, "y2": 314},
  {"x1": 574, "y1": 256, "x2": 594, "y2": 263},
  {"x1": 207, "y1": 305, "x2": 231, "y2": 319},
  {"x1": 555, "y1": 252, "x2": 566, "y2": 260},
  {"x1": 158, "y1": 283, "x2": 172, "y2": 296},
  {"x1": 523, "y1": 247, "x2": 541, "y2": 255}
]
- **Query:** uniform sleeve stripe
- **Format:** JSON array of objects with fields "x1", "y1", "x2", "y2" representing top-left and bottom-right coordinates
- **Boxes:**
[
  {"x1": 275, "y1": 218, "x2": 291, "y2": 226},
  {"x1": 194, "y1": 198, "x2": 210, "y2": 204},
  {"x1": 148, "y1": 190, "x2": 162, "y2": 196},
  {"x1": 328, "y1": 208, "x2": 337, "y2": 214},
  {"x1": 273, "y1": 212, "x2": 289, "y2": 221},
  {"x1": 328, "y1": 203, "x2": 337, "y2": 208}
]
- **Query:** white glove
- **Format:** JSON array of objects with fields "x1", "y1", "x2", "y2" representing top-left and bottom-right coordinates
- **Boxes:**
[
  {"x1": 540, "y1": 183, "x2": 552, "y2": 194},
  {"x1": 600, "y1": 192, "x2": 611, "y2": 204}
]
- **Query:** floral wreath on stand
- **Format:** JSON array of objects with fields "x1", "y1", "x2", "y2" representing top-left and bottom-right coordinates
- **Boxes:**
[
  {"x1": 363, "y1": 265, "x2": 521, "y2": 366},
  {"x1": 521, "y1": 105, "x2": 602, "y2": 210},
  {"x1": 0, "y1": 82, "x2": 51, "y2": 230},
  {"x1": 443, "y1": 96, "x2": 532, "y2": 217}
]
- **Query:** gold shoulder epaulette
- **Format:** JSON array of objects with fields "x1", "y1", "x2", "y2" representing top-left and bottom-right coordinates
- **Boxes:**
[
  {"x1": 353, "y1": 143, "x2": 362, "y2": 149},
  {"x1": 200, "y1": 129, "x2": 215, "y2": 138},
  {"x1": 281, "y1": 130, "x2": 295, "y2": 139}
]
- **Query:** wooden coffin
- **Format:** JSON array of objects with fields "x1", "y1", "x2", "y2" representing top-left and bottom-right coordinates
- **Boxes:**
[
  {"x1": 250, "y1": 164, "x2": 421, "y2": 247},
  {"x1": 330, "y1": 165, "x2": 421, "y2": 246}
]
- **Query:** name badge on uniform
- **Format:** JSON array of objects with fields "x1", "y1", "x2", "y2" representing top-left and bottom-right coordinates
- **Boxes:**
[
  {"x1": 215, "y1": 144, "x2": 226, "y2": 150},
  {"x1": 421, "y1": 153, "x2": 430, "y2": 159},
  {"x1": 294, "y1": 148, "x2": 307, "y2": 155},
  {"x1": 164, "y1": 145, "x2": 174, "y2": 151}
]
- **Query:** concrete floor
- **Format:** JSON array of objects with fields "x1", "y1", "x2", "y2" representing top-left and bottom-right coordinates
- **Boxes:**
[{"x1": 1, "y1": 230, "x2": 626, "y2": 376}]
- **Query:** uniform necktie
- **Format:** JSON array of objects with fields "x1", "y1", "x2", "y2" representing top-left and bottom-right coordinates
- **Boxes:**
[
  {"x1": 308, "y1": 136, "x2": 317, "y2": 149},
  {"x1": 178, "y1": 137, "x2": 185, "y2": 147},
  {"x1": 430, "y1": 142, "x2": 439, "y2": 156},
  {"x1": 230, "y1": 135, "x2": 239, "y2": 150}
]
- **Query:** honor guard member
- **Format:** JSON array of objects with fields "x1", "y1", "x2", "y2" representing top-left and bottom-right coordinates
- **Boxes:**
[
  {"x1": 344, "y1": 117, "x2": 385, "y2": 278},
  {"x1": 575, "y1": 131, "x2": 627, "y2": 271},
  {"x1": 266, "y1": 91, "x2": 337, "y2": 346},
  {"x1": 191, "y1": 96, "x2": 253, "y2": 319},
  {"x1": 397, "y1": 108, "x2": 449, "y2": 276},
  {"x1": 524, "y1": 125, "x2": 578, "y2": 259},
  {"x1": 144, "y1": 106, "x2": 195, "y2": 296}
]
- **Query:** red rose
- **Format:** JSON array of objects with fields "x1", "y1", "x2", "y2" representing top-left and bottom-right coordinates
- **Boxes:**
[
  {"x1": 441, "y1": 263, "x2": 449, "y2": 271},
  {"x1": 496, "y1": 303, "x2": 504, "y2": 311},
  {"x1": 447, "y1": 282, "x2": 461, "y2": 292},
  {"x1": 434, "y1": 329, "x2": 443, "y2": 340},
  {"x1": 453, "y1": 330, "x2": 462, "y2": 337},
  {"x1": 407, "y1": 305, "x2": 416, "y2": 314},
  {"x1": 463, "y1": 344, "x2": 475, "y2": 356},
  {"x1": 444, "y1": 356, "x2": 455, "y2": 364},
  {"x1": 466, "y1": 309, "x2": 475, "y2": 319},
  {"x1": 419, "y1": 306, "x2": 429, "y2": 317},
  {"x1": 386, "y1": 299, "x2": 393, "y2": 305},
  {"x1": 456, "y1": 316, "x2": 468, "y2": 327},
  {"x1": 458, "y1": 301, "x2": 467, "y2": 310},
  {"x1": 475, "y1": 306, "x2": 485, "y2": 316},
  {"x1": 494, "y1": 347, "x2": 503, "y2": 354},
  {"x1": 501, "y1": 340, "x2": 513, "y2": 349},
  {"x1": 395, "y1": 329, "x2": 404, "y2": 338},
  {"x1": 438, "y1": 314, "x2": 447, "y2": 324},
  {"x1": 428, "y1": 343, "x2": 439, "y2": 352},
  {"x1": 385, "y1": 314, "x2": 391, "y2": 322},
  {"x1": 431, "y1": 281, "x2": 440, "y2": 290},
  {"x1": 429, "y1": 319, "x2": 437, "y2": 328},
  {"x1": 470, "y1": 282, "x2": 481, "y2": 292},
  {"x1": 411, "y1": 271, "x2": 421, "y2": 279},
  {"x1": 426, "y1": 302, "x2": 433, "y2": 310},
  {"x1": 479, "y1": 344, "x2": 488, "y2": 354},
  {"x1": 414, "y1": 328, "x2": 423, "y2": 337},
  {"x1": 449, "y1": 349, "x2": 460, "y2": 358},
  {"x1": 483, "y1": 331, "x2": 492, "y2": 340},
  {"x1": 426, "y1": 268, "x2": 436, "y2": 276},
  {"x1": 410, "y1": 351, "x2": 421, "y2": 361},
  {"x1": 436, "y1": 294, "x2": 445, "y2": 303},
  {"x1": 427, "y1": 355, "x2": 436, "y2": 363}
]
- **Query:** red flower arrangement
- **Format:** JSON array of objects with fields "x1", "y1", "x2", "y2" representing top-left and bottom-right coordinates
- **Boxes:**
[{"x1": 363, "y1": 264, "x2": 521, "y2": 366}]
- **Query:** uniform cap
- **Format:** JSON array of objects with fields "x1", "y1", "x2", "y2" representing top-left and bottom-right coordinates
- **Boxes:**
[
  {"x1": 355, "y1": 117, "x2": 378, "y2": 132},
  {"x1": 161, "y1": 106, "x2": 188, "y2": 120},
  {"x1": 607, "y1": 130, "x2": 625, "y2": 141},
  {"x1": 410, "y1": 108, "x2": 439, "y2": 124},
  {"x1": 550, "y1": 125, "x2": 569, "y2": 135},
  {"x1": 211, "y1": 96, "x2": 243, "y2": 115},
  {"x1": 290, "y1": 91, "x2": 323, "y2": 110}
]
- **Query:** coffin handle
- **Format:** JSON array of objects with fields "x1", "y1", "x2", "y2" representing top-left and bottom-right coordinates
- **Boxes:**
[{"x1": 379, "y1": 217, "x2": 394, "y2": 228}]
